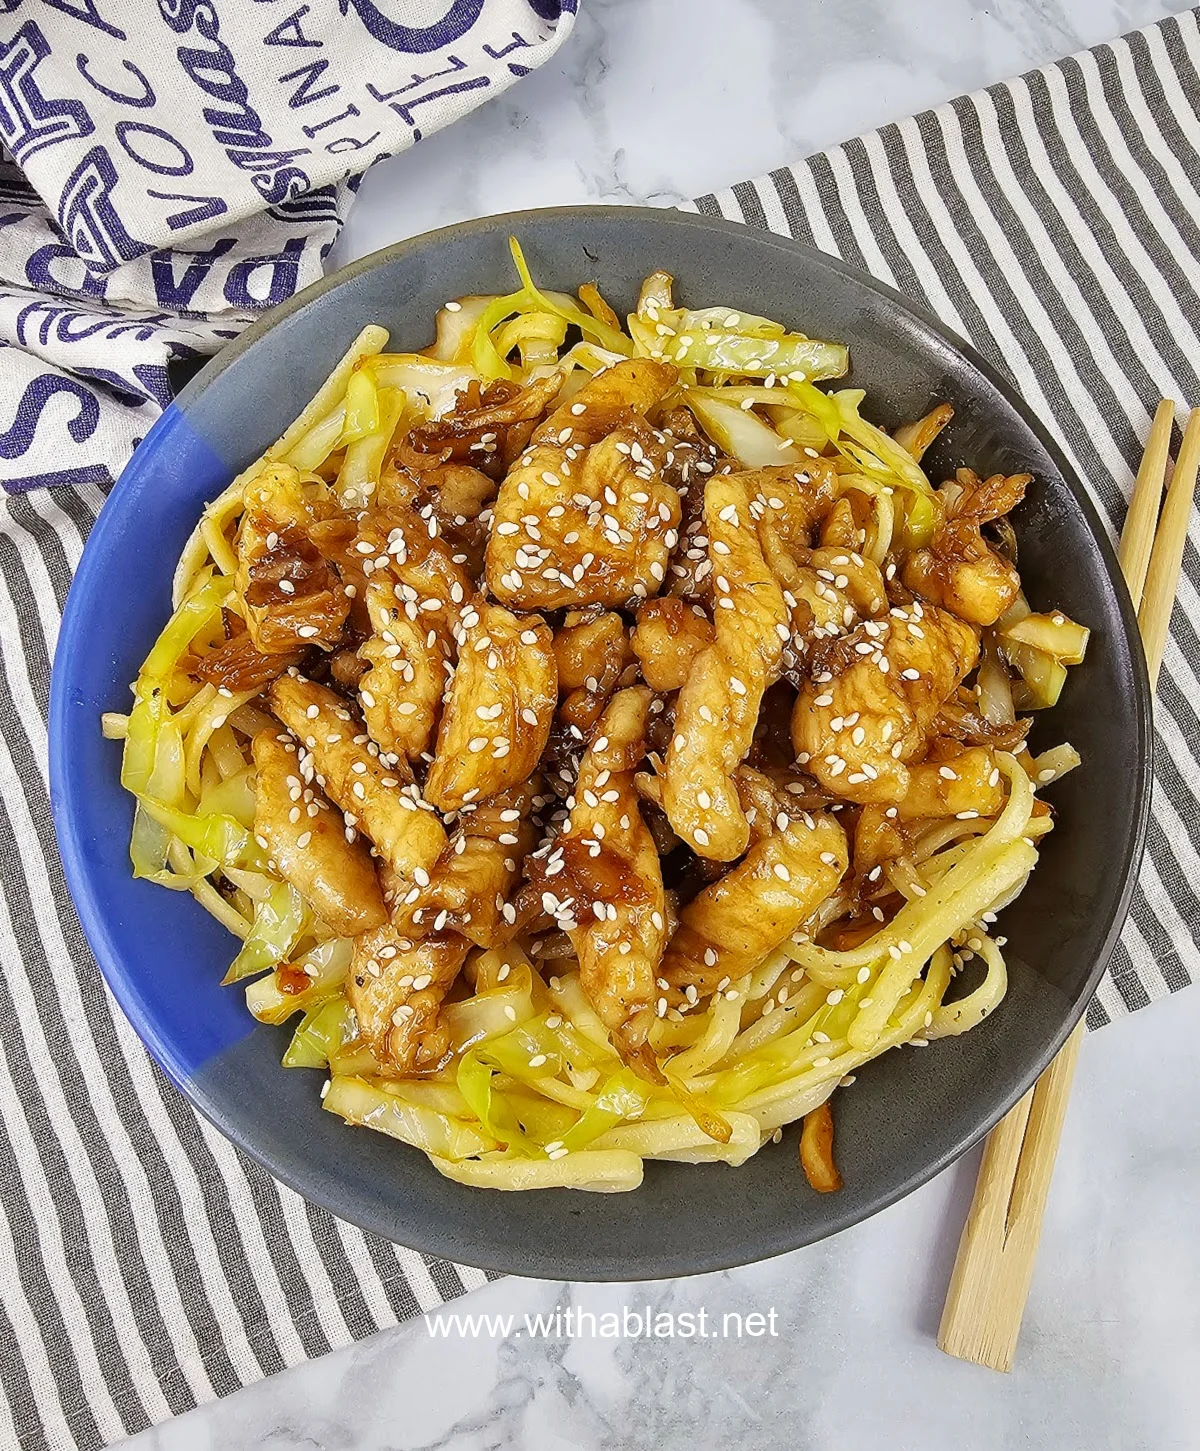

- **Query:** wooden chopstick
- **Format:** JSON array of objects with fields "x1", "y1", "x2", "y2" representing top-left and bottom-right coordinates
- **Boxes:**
[
  {"x1": 938, "y1": 402, "x2": 1200, "y2": 1372},
  {"x1": 1140, "y1": 409, "x2": 1200, "y2": 690},
  {"x1": 1118, "y1": 399, "x2": 1174, "y2": 610}
]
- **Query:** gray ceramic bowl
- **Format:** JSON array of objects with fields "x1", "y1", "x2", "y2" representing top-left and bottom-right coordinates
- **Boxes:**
[{"x1": 53, "y1": 207, "x2": 1151, "y2": 1279}]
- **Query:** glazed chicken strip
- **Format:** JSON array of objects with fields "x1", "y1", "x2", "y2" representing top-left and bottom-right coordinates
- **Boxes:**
[
  {"x1": 759, "y1": 523, "x2": 889, "y2": 672},
  {"x1": 234, "y1": 463, "x2": 349, "y2": 654},
  {"x1": 902, "y1": 471, "x2": 1027, "y2": 626},
  {"x1": 532, "y1": 356, "x2": 677, "y2": 449},
  {"x1": 539, "y1": 687, "x2": 665, "y2": 1046},
  {"x1": 347, "y1": 926, "x2": 470, "y2": 1073},
  {"x1": 894, "y1": 745, "x2": 1004, "y2": 820},
  {"x1": 553, "y1": 609, "x2": 634, "y2": 737},
  {"x1": 631, "y1": 597, "x2": 714, "y2": 693},
  {"x1": 662, "y1": 474, "x2": 789, "y2": 861},
  {"x1": 354, "y1": 514, "x2": 475, "y2": 762},
  {"x1": 663, "y1": 811, "x2": 848, "y2": 995},
  {"x1": 792, "y1": 603, "x2": 980, "y2": 804},
  {"x1": 737, "y1": 462, "x2": 838, "y2": 553},
  {"x1": 357, "y1": 577, "x2": 449, "y2": 764},
  {"x1": 553, "y1": 610, "x2": 628, "y2": 693},
  {"x1": 269, "y1": 673, "x2": 447, "y2": 876},
  {"x1": 485, "y1": 359, "x2": 682, "y2": 611},
  {"x1": 251, "y1": 731, "x2": 387, "y2": 937},
  {"x1": 383, "y1": 777, "x2": 543, "y2": 948},
  {"x1": 424, "y1": 602, "x2": 556, "y2": 813}
]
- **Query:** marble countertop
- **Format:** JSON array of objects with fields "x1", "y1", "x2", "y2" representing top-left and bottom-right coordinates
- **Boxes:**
[{"x1": 123, "y1": 0, "x2": 1195, "y2": 1447}]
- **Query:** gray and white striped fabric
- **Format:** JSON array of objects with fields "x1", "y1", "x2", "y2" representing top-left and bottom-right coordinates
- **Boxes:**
[
  {"x1": 684, "y1": 5, "x2": 1200, "y2": 1032},
  {"x1": 2, "y1": 10, "x2": 1199, "y2": 1450}
]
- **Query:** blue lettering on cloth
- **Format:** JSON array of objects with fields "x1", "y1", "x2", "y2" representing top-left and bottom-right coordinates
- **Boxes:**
[
  {"x1": 279, "y1": 59, "x2": 338, "y2": 110},
  {"x1": 484, "y1": 31, "x2": 532, "y2": 59},
  {"x1": 374, "y1": 75, "x2": 489, "y2": 140},
  {"x1": 115, "y1": 121, "x2": 194, "y2": 177},
  {"x1": 222, "y1": 234, "x2": 306, "y2": 309},
  {"x1": 143, "y1": 188, "x2": 228, "y2": 233},
  {"x1": 162, "y1": 0, "x2": 315, "y2": 205},
  {"x1": 57, "y1": 145, "x2": 143, "y2": 271},
  {"x1": 150, "y1": 237, "x2": 237, "y2": 311},
  {"x1": 75, "y1": 54, "x2": 156, "y2": 109},
  {"x1": 43, "y1": 0, "x2": 127, "y2": 43},
  {"x1": 0, "y1": 0, "x2": 579, "y2": 492},
  {"x1": 73, "y1": 361, "x2": 176, "y2": 409},
  {"x1": 338, "y1": 0, "x2": 486, "y2": 55},
  {"x1": 25, "y1": 241, "x2": 108, "y2": 299},
  {"x1": 0, "y1": 371, "x2": 99, "y2": 458},
  {"x1": 0, "y1": 22, "x2": 94, "y2": 163},
  {"x1": 366, "y1": 54, "x2": 468, "y2": 104},
  {"x1": 264, "y1": 8, "x2": 322, "y2": 50}
]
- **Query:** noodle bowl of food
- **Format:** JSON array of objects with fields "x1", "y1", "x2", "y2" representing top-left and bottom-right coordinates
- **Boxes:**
[{"x1": 50, "y1": 208, "x2": 1150, "y2": 1277}]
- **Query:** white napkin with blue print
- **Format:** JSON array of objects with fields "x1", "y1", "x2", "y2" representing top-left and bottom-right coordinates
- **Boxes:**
[{"x1": 0, "y1": 0, "x2": 578, "y2": 493}]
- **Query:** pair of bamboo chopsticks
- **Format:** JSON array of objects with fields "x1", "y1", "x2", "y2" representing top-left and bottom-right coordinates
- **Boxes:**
[{"x1": 938, "y1": 400, "x2": 1200, "y2": 1373}]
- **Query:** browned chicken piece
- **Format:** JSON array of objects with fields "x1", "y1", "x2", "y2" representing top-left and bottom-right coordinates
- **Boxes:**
[
  {"x1": 422, "y1": 462, "x2": 498, "y2": 523},
  {"x1": 350, "y1": 510, "x2": 474, "y2": 762},
  {"x1": 658, "y1": 403, "x2": 733, "y2": 499},
  {"x1": 374, "y1": 458, "x2": 421, "y2": 513},
  {"x1": 327, "y1": 647, "x2": 368, "y2": 692},
  {"x1": 729, "y1": 764, "x2": 795, "y2": 842},
  {"x1": 371, "y1": 459, "x2": 498, "y2": 579},
  {"x1": 805, "y1": 546, "x2": 888, "y2": 619},
  {"x1": 251, "y1": 731, "x2": 387, "y2": 937},
  {"x1": 352, "y1": 505, "x2": 474, "y2": 620},
  {"x1": 347, "y1": 924, "x2": 470, "y2": 1072},
  {"x1": 758, "y1": 523, "x2": 861, "y2": 659},
  {"x1": 485, "y1": 423, "x2": 683, "y2": 611},
  {"x1": 820, "y1": 496, "x2": 860, "y2": 550},
  {"x1": 424, "y1": 602, "x2": 556, "y2": 813},
  {"x1": 553, "y1": 609, "x2": 632, "y2": 735},
  {"x1": 234, "y1": 463, "x2": 349, "y2": 654},
  {"x1": 853, "y1": 804, "x2": 908, "y2": 880},
  {"x1": 902, "y1": 471, "x2": 1027, "y2": 626},
  {"x1": 399, "y1": 372, "x2": 566, "y2": 478},
  {"x1": 894, "y1": 744, "x2": 1003, "y2": 820},
  {"x1": 304, "y1": 513, "x2": 370, "y2": 635},
  {"x1": 631, "y1": 597, "x2": 715, "y2": 693},
  {"x1": 193, "y1": 627, "x2": 301, "y2": 694},
  {"x1": 356, "y1": 576, "x2": 451, "y2": 764},
  {"x1": 791, "y1": 603, "x2": 980, "y2": 804},
  {"x1": 485, "y1": 361, "x2": 682, "y2": 611},
  {"x1": 554, "y1": 610, "x2": 625, "y2": 691},
  {"x1": 269, "y1": 673, "x2": 446, "y2": 877},
  {"x1": 535, "y1": 687, "x2": 665, "y2": 1048},
  {"x1": 664, "y1": 450, "x2": 714, "y2": 601},
  {"x1": 382, "y1": 777, "x2": 544, "y2": 948},
  {"x1": 662, "y1": 474, "x2": 789, "y2": 861},
  {"x1": 662, "y1": 811, "x2": 848, "y2": 995},
  {"x1": 736, "y1": 462, "x2": 838, "y2": 552},
  {"x1": 532, "y1": 357, "x2": 676, "y2": 449}
]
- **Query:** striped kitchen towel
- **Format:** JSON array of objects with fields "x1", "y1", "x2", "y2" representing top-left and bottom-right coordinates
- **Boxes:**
[{"x1": 1, "y1": 8, "x2": 1199, "y2": 1451}]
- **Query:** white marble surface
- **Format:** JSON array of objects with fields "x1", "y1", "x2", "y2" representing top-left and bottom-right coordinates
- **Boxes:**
[{"x1": 123, "y1": 0, "x2": 1195, "y2": 1446}]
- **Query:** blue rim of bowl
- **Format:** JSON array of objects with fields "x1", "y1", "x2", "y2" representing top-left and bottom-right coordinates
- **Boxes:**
[{"x1": 49, "y1": 205, "x2": 1153, "y2": 1274}]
